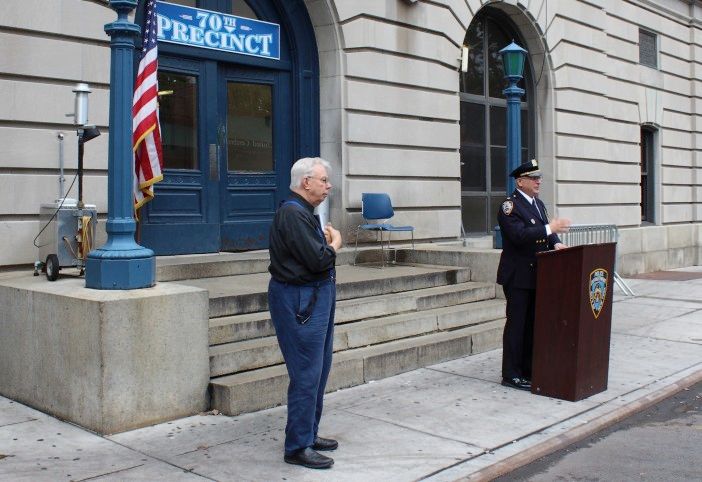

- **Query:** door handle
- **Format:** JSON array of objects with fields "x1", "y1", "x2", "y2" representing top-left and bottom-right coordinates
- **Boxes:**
[{"x1": 209, "y1": 143, "x2": 219, "y2": 181}]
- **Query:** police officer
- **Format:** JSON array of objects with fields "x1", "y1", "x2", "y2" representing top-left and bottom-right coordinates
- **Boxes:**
[
  {"x1": 268, "y1": 157, "x2": 342, "y2": 469},
  {"x1": 497, "y1": 159, "x2": 571, "y2": 391}
]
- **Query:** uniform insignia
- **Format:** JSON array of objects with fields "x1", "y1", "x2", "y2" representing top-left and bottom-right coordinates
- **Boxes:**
[
  {"x1": 589, "y1": 268, "x2": 608, "y2": 319},
  {"x1": 502, "y1": 200, "x2": 513, "y2": 215},
  {"x1": 530, "y1": 218, "x2": 535, "y2": 224}
]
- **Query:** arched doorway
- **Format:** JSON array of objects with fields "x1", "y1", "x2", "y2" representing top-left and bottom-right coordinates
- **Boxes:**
[
  {"x1": 139, "y1": 0, "x2": 319, "y2": 254},
  {"x1": 460, "y1": 8, "x2": 535, "y2": 234}
]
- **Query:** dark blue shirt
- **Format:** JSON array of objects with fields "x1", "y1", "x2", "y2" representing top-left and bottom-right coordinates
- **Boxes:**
[{"x1": 268, "y1": 192, "x2": 336, "y2": 284}]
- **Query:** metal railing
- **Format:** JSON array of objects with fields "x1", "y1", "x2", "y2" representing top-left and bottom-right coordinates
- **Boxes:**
[{"x1": 560, "y1": 224, "x2": 635, "y2": 296}]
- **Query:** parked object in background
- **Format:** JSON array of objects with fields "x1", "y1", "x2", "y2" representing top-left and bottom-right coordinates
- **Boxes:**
[
  {"x1": 34, "y1": 199, "x2": 97, "y2": 281},
  {"x1": 354, "y1": 192, "x2": 415, "y2": 267}
]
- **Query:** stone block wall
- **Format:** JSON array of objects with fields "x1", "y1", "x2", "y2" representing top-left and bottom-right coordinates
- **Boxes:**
[
  {"x1": 0, "y1": 275, "x2": 210, "y2": 434},
  {"x1": 617, "y1": 224, "x2": 700, "y2": 275}
]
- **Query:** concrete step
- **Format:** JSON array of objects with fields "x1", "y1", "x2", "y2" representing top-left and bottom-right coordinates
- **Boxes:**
[
  {"x1": 208, "y1": 297, "x2": 504, "y2": 377},
  {"x1": 209, "y1": 318, "x2": 506, "y2": 416},
  {"x1": 156, "y1": 252, "x2": 270, "y2": 282},
  {"x1": 186, "y1": 264, "x2": 472, "y2": 318},
  {"x1": 156, "y1": 250, "x2": 360, "y2": 282},
  {"x1": 209, "y1": 281, "x2": 497, "y2": 346}
]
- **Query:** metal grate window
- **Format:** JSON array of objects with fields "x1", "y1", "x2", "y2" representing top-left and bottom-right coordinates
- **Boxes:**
[
  {"x1": 640, "y1": 127, "x2": 655, "y2": 223},
  {"x1": 459, "y1": 11, "x2": 534, "y2": 234},
  {"x1": 639, "y1": 29, "x2": 657, "y2": 68}
]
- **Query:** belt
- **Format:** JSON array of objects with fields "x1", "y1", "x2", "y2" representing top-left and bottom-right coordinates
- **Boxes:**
[
  {"x1": 271, "y1": 270, "x2": 336, "y2": 325},
  {"x1": 272, "y1": 268, "x2": 336, "y2": 287}
]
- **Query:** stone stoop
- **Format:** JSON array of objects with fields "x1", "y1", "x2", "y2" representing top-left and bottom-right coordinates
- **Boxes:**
[
  {"x1": 156, "y1": 250, "x2": 358, "y2": 282},
  {"x1": 197, "y1": 264, "x2": 506, "y2": 416}
]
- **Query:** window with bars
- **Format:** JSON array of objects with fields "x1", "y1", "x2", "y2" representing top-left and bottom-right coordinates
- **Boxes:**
[
  {"x1": 640, "y1": 127, "x2": 656, "y2": 223},
  {"x1": 459, "y1": 10, "x2": 534, "y2": 234},
  {"x1": 639, "y1": 29, "x2": 657, "y2": 69}
]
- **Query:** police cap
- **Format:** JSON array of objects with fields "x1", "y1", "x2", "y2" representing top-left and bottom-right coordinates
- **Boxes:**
[{"x1": 509, "y1": 159, "x2": 542, "y2": 178}]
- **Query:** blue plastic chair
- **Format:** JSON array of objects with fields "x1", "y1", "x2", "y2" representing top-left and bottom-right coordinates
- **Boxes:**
[{"x1": 354, "y1": 193, "x2": 415, "y2": 266}]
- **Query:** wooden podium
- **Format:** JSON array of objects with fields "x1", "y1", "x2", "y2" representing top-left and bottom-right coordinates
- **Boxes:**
[{"x1": 531, "y1": 242, "x2": 616, "y2": 401}]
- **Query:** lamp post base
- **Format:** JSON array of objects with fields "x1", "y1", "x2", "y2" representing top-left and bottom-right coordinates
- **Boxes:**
[{"x1": 85, "y1": 250, "x2": 155, "y2": 289}]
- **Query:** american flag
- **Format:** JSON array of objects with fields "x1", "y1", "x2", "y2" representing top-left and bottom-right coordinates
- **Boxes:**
[{"x1": 133, "y1": 0, "x2": 163, "y2": 210}]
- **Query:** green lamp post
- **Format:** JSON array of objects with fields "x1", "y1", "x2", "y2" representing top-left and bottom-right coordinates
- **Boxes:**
[
  {"x1": 499, "y1": 41, "x2": 528, "y2": 196},
  {"x1": 493, "y1": 41, "x2": 527, "y2": 249}
]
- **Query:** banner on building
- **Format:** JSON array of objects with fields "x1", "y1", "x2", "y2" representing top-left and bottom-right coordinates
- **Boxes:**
[{"x1": 157, "y1": 1, "x2": 281, "y2": 60}]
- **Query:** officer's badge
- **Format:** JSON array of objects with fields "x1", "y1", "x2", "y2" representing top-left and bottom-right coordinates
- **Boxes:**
[
  {"x1": 589, "y1": 268, "x2": 608, "y2": 319},
  {"x1": 502, "y1": 200, "x2": 513, "y2": 215}
]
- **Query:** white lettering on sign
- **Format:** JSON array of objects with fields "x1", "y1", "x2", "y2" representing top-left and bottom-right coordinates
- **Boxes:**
[
  {"x1": 171, "y1": 20, "x2": 188, "y2": 42},
  {"x1": 259, "y1": 34, "x2": 272, "y2": 56},
  {"x1": 160, "y1": 19, "x2": 277, "y2": 56},
  {"x1": 188, "y1": 25, "x2": 205, "y2": 45},
  {"x1": 157, "y1": 2, "x2": 280, "y2": 60}
]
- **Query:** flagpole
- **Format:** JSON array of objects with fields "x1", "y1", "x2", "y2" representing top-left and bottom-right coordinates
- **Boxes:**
[
  {"x1": 85, "y1": 0, "x2": 155, "y2": 289},
  {"x1": 135, "y1": 207, "x2": 142, "y2": 244}
]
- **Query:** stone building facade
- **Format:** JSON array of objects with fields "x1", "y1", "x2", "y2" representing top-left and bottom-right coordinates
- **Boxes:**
[{"x1": 1, "y1": 0, "x2": 700, "y2": 274}]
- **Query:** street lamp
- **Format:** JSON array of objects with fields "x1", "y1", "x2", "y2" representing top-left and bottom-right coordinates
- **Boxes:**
[
  {"x1": 85, "y1": 0, "x2": 155, "y2": 289},
  {"x1": 499, "y1": 41, "x2": 527, "y2": 196}
]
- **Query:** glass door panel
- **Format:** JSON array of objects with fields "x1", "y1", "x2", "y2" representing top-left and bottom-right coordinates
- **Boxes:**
[
  {"x1": 219, "y1": 66, "x2": 291, "y2": 251},
  {"x1": 231, "y1": 0, "x2": 258, "y2": 18},
  {"x1": 227, "y1": 82, "x2": 273, "y2": 172},
  {"x1": 158, "y1": 71, "x2": 198, "y2": 170},
  {"x1": 140, "y1": 57, "x2": 220, "y2": 255}
]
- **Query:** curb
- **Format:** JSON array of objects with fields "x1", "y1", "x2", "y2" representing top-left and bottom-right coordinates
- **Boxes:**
[{"x1": 461, "y1": 368, "x2": 702, "y2": 482}]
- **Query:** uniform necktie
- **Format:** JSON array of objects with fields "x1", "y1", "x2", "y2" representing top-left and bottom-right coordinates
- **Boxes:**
[{"x1": 531, "y1": 200, "x2": 543, "y2": 221}]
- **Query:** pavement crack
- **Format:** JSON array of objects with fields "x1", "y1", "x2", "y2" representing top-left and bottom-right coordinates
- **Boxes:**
[
  {"x1": 425, "y1": 366, "x2": 498, "y2": 384},
  {"x1": 99, "y1": 438, "x2": 217, "y2": 480},
  {"x1": 0, "y1": 418, "x2": 39, "y2": 429},
  {"x1": 634, "y1": 295, "x2": 702, "y2": 305},
  {"x1": 613, "y1": 332, "x2": 702, "y2": 347},
  {"x1": 338, "y1": 406, "x2": 484, "y2": 450},
  {"x1": 74, "y1": 463, "x2": 146, "y2": 481}
]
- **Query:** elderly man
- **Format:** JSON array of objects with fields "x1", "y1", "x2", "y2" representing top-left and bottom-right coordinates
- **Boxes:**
[
  {"x1": 268, "y1": 157, "x2": 342, "y2": 469},
  {"x1": 497, "y1": 159, "x2": 571, "y2": 391}
]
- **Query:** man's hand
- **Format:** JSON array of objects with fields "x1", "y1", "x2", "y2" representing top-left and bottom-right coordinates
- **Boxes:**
[
  {"x1": 324, "y1": 223, "x2": 342, "y2": 252},
  {"x1": 548, "y1": 217, "x2": 571, "y2": 234},
  {"x1": 554, "y1": 242, "x2": 568, "y2": 250}
]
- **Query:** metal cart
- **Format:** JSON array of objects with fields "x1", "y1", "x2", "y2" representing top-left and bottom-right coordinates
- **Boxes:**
[{"x1": 34, "y1": 199, "x2": 97, "y2": 281}]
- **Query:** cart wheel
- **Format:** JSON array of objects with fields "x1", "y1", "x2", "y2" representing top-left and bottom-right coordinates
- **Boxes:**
[{"x1": 46, "y1": 254, "x2": 60, "y2": 281}]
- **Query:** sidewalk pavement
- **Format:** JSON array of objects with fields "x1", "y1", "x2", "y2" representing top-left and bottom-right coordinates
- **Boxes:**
[{"x1": 1, "y1": 267, "x2": 701, "y2": 482}]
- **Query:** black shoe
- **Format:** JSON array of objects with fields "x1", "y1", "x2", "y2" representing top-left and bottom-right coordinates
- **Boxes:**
[
  {"x1": 501, "y1": 377, "x2": 531, "y2": 391},
  {"x1": 284, "y1": 447, "x2": 334, "y2": 469},
  {"x1": 312, "y1": 436, "x2": 338, "y2": 451}
]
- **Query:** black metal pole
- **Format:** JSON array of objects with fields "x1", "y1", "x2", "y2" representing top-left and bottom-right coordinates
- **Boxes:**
[{"x1": 78, "y1": 131, "x2": 84, "y2": 207}]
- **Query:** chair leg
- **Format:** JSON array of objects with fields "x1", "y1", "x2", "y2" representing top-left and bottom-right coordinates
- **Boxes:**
[
  {"x1": 353, "y1": 226, "x2": 360, "y2": 266},
  {"x1": 389, "y1": 231, "x2": 396, "y2": 264},
  {"x1": 379, "y1": 230, "x2": 385, "y2": 268}
]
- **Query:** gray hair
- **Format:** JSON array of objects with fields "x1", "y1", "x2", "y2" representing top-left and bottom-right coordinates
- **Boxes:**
[{"x1": 289, "y1": 157, "x2": 331, "y2": 190}]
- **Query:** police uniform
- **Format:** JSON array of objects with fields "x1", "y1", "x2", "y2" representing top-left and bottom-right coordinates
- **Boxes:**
[{"x1": 497, "y1": 160, "x2": 561, "y2": 388}]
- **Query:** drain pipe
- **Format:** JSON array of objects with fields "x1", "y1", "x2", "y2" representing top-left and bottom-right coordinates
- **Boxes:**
[{"x1": 57, "y1": 132, "x2": 65, "y2": 201}]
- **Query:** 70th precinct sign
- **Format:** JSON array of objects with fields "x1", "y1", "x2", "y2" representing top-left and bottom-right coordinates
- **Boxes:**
[{"x1": 157, "y1": 1, "x2": 281, "y2": 60}]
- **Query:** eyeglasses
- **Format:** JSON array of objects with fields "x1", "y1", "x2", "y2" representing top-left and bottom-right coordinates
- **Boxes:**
[
  {"x1": 521, "y1": 175, "x2": 542, "y2": 181},
  {"x1": 306, "y1": 176, "x2": 331, "y2": 185}
]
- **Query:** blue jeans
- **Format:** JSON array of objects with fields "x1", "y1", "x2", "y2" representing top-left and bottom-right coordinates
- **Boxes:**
[{"x1": 268, "y1": 276, "x2": 335, "y2": 454}]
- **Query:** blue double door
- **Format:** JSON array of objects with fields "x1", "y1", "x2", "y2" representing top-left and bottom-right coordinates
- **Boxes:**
[{"x1": 139, "y1": 56, "x2": 293, "y2": 254}]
